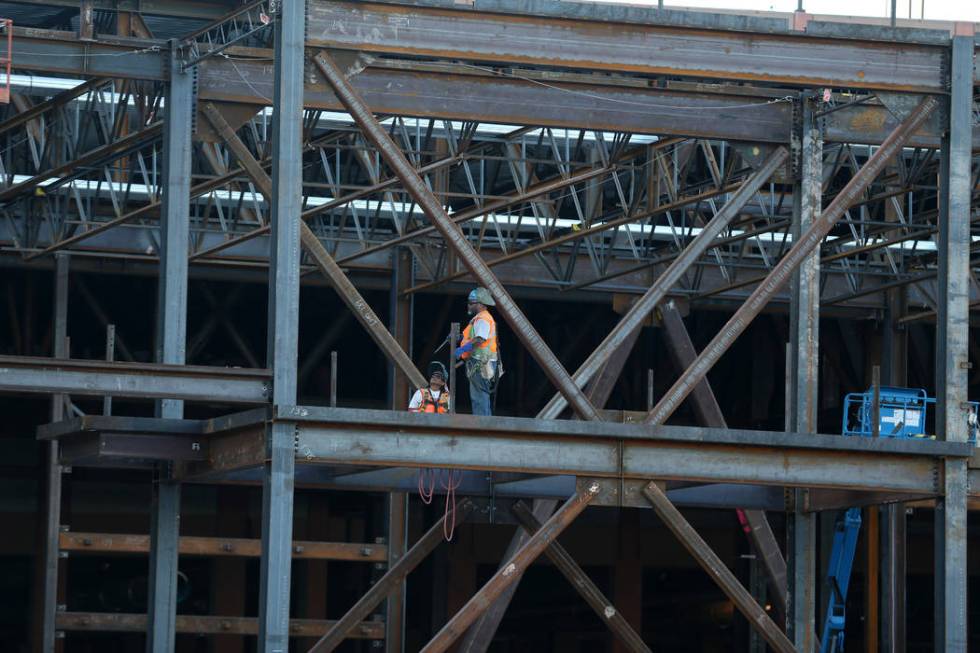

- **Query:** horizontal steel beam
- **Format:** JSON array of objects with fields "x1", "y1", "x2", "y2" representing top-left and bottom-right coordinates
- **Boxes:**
[
  {"x1": 60, "y1": 531, "x2": 387, "y2": 561},
  {"x1": 1, "y1": 355, "x2": 270, "y2": 403},
  {"x1": 55, "y1": 612, "x2": 383, "y2": 639},
  {"x1": 283, "y1": 406, "x2": 966, "y2": 493},
  {"x1": 309, "y1": 0, "x2": 947, "y2": 92}
]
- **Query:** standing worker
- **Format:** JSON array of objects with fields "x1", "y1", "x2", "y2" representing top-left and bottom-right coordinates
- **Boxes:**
[
  {"x1": 455, "y1": 287, "x2": 499, "y2": 416},
  {"x1": 408, "y1": 362, "x2": 451, "y2": 413}
]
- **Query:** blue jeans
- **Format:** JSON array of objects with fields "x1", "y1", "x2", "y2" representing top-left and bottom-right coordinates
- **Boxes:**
[{"x1": 468, "y1": 372, "x2": 493, "y2": 416}]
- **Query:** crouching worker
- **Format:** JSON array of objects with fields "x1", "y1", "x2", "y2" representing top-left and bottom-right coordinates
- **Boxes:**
[{"x1": 408, "y1": 361, "x2": 451, "y2": 413}]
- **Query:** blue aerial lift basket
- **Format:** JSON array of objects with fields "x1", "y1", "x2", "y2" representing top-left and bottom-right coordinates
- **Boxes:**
[{"x1": 822, "y1": 387, "x2": 978, "y2": 652}]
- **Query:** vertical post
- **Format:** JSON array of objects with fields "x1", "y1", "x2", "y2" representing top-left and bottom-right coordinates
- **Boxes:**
[
  {"x1": 37, "y1": 252, "x2": 69, "y2": 653},
  {"x1": 871, "y1": 365, "x2": 881, "y2": 438},
  {"x1": 881, "y1": 288, "x2": 907, "y2": 653},
  {"x1": 102, "y1": 324, "x2": 115, "y2": 416},
  {"x1": 449, "y1": 323, "x2": 460, "y2": 414},
  {"x1": 258, "y1": 2, "x2": 304, "y2": 652},
  {"x1": 646, "y1": 369, "x2": 654, "y2": 412},
  {"x1": 786, "y1": 98, "x2": 821, "y2": 653},
  {"x1": 933, "y1": 24, "x2": 973, "y2": 652},
  {"x1": 145, "y1": 40, "x2": 192, "y2": 653},
  {"x1": 386, "y1": 246, "x2": 413, "y2": 653},
  {"x1": 330, "y1": 351, "x2": 337, "y2": 408}
]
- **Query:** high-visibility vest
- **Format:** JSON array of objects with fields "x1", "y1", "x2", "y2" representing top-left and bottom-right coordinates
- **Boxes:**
[
  {"x1": 460, "y1": 310, "x2": 497, "y2": 360},
  {"x1": 413, "y1": 388, "x2": 449, "y2": 414}
]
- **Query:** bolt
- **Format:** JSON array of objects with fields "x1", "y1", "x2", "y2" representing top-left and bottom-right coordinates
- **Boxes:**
[
  {"x1": 360, "y1": 547, "x2": 373, "y2": 556},
  {"x1": 294, "y1": 545, "x2": 305, "y2": 554}
]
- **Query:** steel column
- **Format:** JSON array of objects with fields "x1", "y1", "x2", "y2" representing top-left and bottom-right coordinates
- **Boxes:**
[
  {"x1": 540, "y1": 147, "x2": 788, "y2": 418},
  {"x1": 644, "y1": 95, "x2": 938, "y2": 426},
  {"x1": 258, "y1": 2, "x2": 304, "y2": 651},
  {"x1": 510, "y1": 502, "x2": 651, "y2": 653},
  {"x1": 933, "y1": 24, "x2": 973, "y2": 652},
  {"x1": 38, "y1": 252, "x2": 68, "y2": 653},
  {"x1": 146, "y1": 40, "x2": 193, "y2": 653},
  {"x1": 313, "y1": 50, "x2": 601, "y2": 421},
  {"x1": 420, "y1": 485, "x2": 600, "y2": 653},
  {"x1": 786, "y1": 100, "x2": 822, "y2": 653},
  {"x1": 308, "y1": 501, "x2": 476, "y2": 653},
  {"x1": 642, "y1": 482, "x2": 794, "y2": 653}
]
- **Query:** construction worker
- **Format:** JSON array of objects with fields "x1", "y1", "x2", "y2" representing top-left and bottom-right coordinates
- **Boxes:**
[
  {"x1": 455, "y1": 287, "x2": 498, "y2": 416},
  {"x1": 408, "y1": 361, "x2": 451, "y2": 413}
]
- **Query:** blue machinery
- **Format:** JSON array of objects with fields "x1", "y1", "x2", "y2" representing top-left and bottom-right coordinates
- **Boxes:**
[{"x1": 820, "y1": 387, "x2": 978, "y2": 652}]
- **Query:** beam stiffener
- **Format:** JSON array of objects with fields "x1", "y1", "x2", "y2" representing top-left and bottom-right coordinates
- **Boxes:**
[
  {"x1": 644, "y1": 95, "x2": 938, "y2": 426},
  {"x1": 309, "y1": 501, "x2": 476, "y2": 653},
  {"x1": 200, "y1": 102, "x2": 428, "y2": 391},
  {"x1": 313, "y1": 50, "x2": 600, "y2": 421},
  {"x1": 540, "y1": 146, "x2": 788, "y2": 418},
  {"x1": 658, "y1": 301, "x2": 788, "y2": 615},
  {"x1": 420, "y1": 484, "x2": 601, "y2": 653},
  {"x1": 146, "y1": 40, "x2": 193, "y2": 653},
  {"x1": 933, "y1": 24, "x2": 973, "y2": 652},
  {"x1": 258, "y1": 2, "x2": 304, "y2": 651},
  {"x1": 642, "y1": 482, "x2": 794, "y2": 653},
  {"x1": 510, "y1": 502, "x2": 651, "y2": 653}
]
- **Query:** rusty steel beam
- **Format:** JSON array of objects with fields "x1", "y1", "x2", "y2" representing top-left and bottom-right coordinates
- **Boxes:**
[
  {"x1": 200, "y1": 102, "x2": 429, "y2": 392},
  {"x1": 511, "y1": 502, "x2": 651, "y2": 653},
  {"x1": 55, "y1": 612, "x2": 383, "y2": 639},
  {"x1": 539, "y1": 146, "x2": 788, "y2": 418},
  {"x1": 420, "y1": 484, "x2": 601, "y2": 653},
  {"x1": 645, "y1": 95, "x2": 939, "y2": 426},
  {"x1": 658, "y1": 301, "x2": 788, "y2": 615},
  {"x1": 59, "y1": 531, "x2": 387, "y2": 561},
  {"x1": 309, "y1": 0, "x2": 946, "y2": 92},
  {"x1": 309, "y1": 501, "x2": 476, "y2": 653},
  {"x1": 313, "y1": 49, "x2": 602, "y2": 421},
  {"x1": 642, "y1": 482, "x2": 794, "y2": 653}
]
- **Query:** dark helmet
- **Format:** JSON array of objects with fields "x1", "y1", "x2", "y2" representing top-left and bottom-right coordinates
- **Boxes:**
[{"x1": 428, "y1": 361, "x2": 448, "y2": 380}]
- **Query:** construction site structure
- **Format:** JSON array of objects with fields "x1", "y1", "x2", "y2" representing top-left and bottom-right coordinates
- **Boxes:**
[{"x1": 0, "y1": 0, "x2": 978, "y2": 651}]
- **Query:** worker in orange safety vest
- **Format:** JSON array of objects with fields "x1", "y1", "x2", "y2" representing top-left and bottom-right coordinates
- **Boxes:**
[
  {"x1": 454, "y1": 287, "x2": 500, "y2": 416},
  {"x1": 408, "y1": 361, "x2": 451, "y2": 413}
]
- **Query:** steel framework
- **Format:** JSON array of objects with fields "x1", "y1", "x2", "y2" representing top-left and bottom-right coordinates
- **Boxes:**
[{"x1": 0, "y1": 0, "x2": 976, "y2": 651}]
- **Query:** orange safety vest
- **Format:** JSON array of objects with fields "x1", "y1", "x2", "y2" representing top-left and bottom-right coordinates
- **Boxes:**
[
  {"x1": 412, "y1": 388, "x2": 450, "y2": 414},
  {"x1": 460, "y1": 310, "x2": 497, "y2": 360}
]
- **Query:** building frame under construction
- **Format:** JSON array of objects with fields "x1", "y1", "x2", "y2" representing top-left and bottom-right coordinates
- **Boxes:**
[{"x1": 1, "y1": 0, "x2": 978, "y2": 651}]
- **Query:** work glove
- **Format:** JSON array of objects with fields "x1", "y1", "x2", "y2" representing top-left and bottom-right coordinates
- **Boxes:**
[{"x1": 454, "y1": 342, "x2": 474, "y2": 359}]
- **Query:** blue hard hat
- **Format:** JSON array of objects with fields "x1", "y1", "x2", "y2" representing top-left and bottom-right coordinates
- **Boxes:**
[{"x1": 467, "y1": 287, "x2": 495, "y2": 306}]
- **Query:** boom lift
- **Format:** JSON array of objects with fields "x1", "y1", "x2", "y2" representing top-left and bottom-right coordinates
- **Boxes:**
[{"x1": 820, "y1": 387, "x2": 977, "y2": 652}]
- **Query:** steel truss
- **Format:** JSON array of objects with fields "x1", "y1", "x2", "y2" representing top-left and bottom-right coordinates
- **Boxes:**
[{"x1": 1, "y1": 1, "x2": 976, "y2": 651}]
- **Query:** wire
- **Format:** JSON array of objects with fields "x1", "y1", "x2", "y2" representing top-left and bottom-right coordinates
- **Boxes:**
[
  {"x1": 25, "y1": 46, "x2": 162, "y2": 57},
  {"x1": 452, "y1": 61, "x2": 795, "y2": 111},
  {"x1": 417, "y1": 467, "x2": 436, "y2": 505},
  {"x1": 224, "y1": 54, "x2": 273, "y2": 104},
  {"x1": 440, "y1": 468, "x2": 462, "y2": 541}
]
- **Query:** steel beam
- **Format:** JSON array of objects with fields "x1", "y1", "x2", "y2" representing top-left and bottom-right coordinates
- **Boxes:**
[
  {"x1": 308, "y1": 501, "x2": 475, "y2": 653},
  {"x1": 146, "y1": 41, "x2": 193, "y2": 653},
  {"x1": 258, "y1": 3, "x2": 304, "y2": 651},
  {"x1": 540, "y1": 146, "x2": 788, "y2": 418},
  {"x1": 641, "y1": 482, "x2": 794, "y2": 653},
  {"x1": 786, "y1": 100, "x2": 823, "y2": 653},
  {"x1": 510, "y1": 502, "x2": 651, "y2": 653},
  {"x1": 313, "y1": 50, "x2": 601, "y2": 421},
  {"x1": 0, "y1": 356, "x2": 271, "y2": 403},
  {"x1": 457, "y1": 312, "x2": 642, "y2": 653},
  {"x1": 37, "y1": 252, "x2": 68, "y2": 653},
  {"x1": 308, "y1": 0, "x2": 945, "y2": 92},
  {"x1": 287, "y1": 406, "x2": 966, "y2": 493},
  {"x1": 421, "y1": 485, "x2": 600, "y2": 653},
  {"x1": 933, "y1": 25, "x2": 973, "y2": 652},
  {"x1": 200, "y1": 102, "x2": 428, "y2": 391},
  {"x1": 644, "y1": 95, "x2": 938, "y2": 426},
  {"x1": 658, "y1": 301, "x2": 788, "y2": 615}
]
